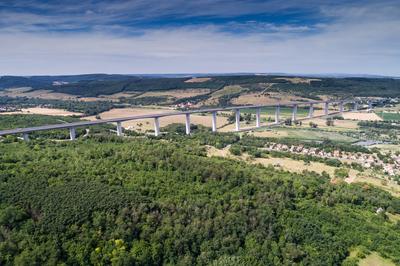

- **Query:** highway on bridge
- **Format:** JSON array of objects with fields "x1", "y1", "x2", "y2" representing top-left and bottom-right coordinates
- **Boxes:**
[{"x1": 0, "y1": 99, "x2": 364, "y2": 140}]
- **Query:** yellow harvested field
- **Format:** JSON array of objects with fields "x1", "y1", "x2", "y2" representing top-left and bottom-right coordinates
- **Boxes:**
[
  {"x1": 98, "y1": 92, "x2": 139, "y2": 99},
  {"x1": 255, "y1": 157, "x2": 359, "y2": 179},
  {"x1": 342, "y1": 112, "x2": 382, "y2": 121},
  {"x1": 85, "y1": 107, "x2": 173, "y2": 119},
  {"x1": 370, "y1": 144, "x2": 400, "y2": 153},
  {"x1": 0, "y1": 87, "x2": 122, "y2": 102},
  {"x1": 254, "y1": 157, "x2": 337, "y2": 175},
  {"x1": 86, "y1": 107, "x2": 228, "y2": 131},
  {"x1": 0, "y1": 88, "x2": 115, "y2": 102},
  {"x1": 232, "y1": 92, "x2": 316, "y2": 105},
  {"x1": 0, "y1": 107, "x2": 83, "y2": 116},
  {"x1": 207, "y1": 146, "x2": 232, "y2": 158},
  {"x1": 207, "y1": 146, "x2": 359, "y2": 178},
  {"x1": 212, "y1": 85, "x2": 244, "y2": 98},
  {"x1": 0, "y1": 89, "x2": 77, "y2": 100},
  {"x1": 120, "y1": 115, "x2": 228, "y2": 132},
  {"x1": 136, "y1": 89, "x2": 210, "y2": 99},
  {"x1": 3, "y1": 87, "x2": 32, "y2": 93},
  {"x1": 353, "y1": 175, "x2": 400, "y2": 197},
  {"x1": 274, "y1": 77, "x2": 321, "y2": 84},
  {"x1": 387, "y1": 213, "x2": 400, "y2": 223},
  {"x1": 297, "y1": 117, "x2": 359, "y2": 130},
  {"x1": 78, "y1": 97, "x2": 116, "y2": 102},
  {"x1": 184, "y1": 77, "x2": 211, "y2": 83},
  {"x1": 251, "y1": 130, "x2": 289, "y2": 138},
  {"x1": 199, "y1": 85, "x2": 245, "y2": 106},
  {"x1": 358, "y1": 252, "x2": 395, "y2": 266}
]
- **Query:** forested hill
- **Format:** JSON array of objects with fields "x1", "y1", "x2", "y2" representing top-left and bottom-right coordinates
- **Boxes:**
[
  {"x1": 1, "y1": 74, "x2": 400, "y2": 98},
  {"x1": 0, "y1": 134, "x2": 399, "y2": 265}
]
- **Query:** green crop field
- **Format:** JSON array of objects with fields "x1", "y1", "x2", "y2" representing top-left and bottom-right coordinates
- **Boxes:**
[
  {"x1": 240, "y1": 106, "x2": 310, "y2": 115},
  {"x1": 377, "y1": 111, "x2": 400, "y2": 121}
]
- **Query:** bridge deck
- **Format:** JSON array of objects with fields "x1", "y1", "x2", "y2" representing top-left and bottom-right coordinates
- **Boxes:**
[{"x1": 0, "y1": 100, "x2": 355, "y2": 136}]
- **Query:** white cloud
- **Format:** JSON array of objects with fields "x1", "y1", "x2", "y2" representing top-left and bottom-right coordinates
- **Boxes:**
[{"x1": 0, "y1": 1, "x2": 399, "y2": 76}]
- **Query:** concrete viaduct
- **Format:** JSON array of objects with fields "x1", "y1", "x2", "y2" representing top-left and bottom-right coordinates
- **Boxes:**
[{"x1": 0, "y1": 100, "x2": 371, "y2": 141}]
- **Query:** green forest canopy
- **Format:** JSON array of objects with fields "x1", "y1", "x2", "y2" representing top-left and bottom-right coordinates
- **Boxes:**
[
  {"x1": 1, "y1": 75, "x2": 400, "y2": 97},
  {"x1": 0, "y1": 133, "x2": 399, "y2": 265}
]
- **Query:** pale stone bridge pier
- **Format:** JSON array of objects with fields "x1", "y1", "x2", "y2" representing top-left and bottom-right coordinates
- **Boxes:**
[{"x1": 0, "y1": 100, "x2": 368, "y2": 141}]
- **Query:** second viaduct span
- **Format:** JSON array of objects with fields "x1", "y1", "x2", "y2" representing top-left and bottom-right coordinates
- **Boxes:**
[{"x1": 0, "y1": 100, "x2": 369, "y2": 141}]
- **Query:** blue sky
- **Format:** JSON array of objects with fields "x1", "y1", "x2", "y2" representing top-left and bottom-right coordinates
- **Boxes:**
[{"x1": 0, "y1": 0, "x2": 399, "y2": 76}]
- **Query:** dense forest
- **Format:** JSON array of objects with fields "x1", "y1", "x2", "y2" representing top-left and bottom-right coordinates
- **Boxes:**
[
  {"x1": 1, "y1": 74, "x2": 400, "y2": 98},
  {"x1": 0, "y1": 96, "x2": 117, "y2": 116},
  {"x1": 0, "y1": 130, "x2": 400, "y2": 265},
  {"x1": 0, "y1": 114, "x2": 116, "y2": 140}
]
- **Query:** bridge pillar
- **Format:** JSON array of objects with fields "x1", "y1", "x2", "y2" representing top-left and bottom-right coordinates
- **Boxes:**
[
  {"x1": 275, "y1": 105, "x2": 280, "y2": 124},
  {"x1": 308, "y1": 104, "x2": 314, "y2": 118},
  {"x1": 154, "y1": 117, "x2": 160, "y2": 136},
  {"x1": 23, "y1": 133, "x2": 29, "y2": 142},
  {"x1": 339, "y1": 102, "x2": 344, "y2": 113},
  {"x1": 292, "y1": 104, "x2": 297, "y2": 121},
  {"x1": 185, "y1": 113, "x2": 191, "y2": 135},
  {"x1": 353, "y1": 102, "x2": 358, "y2": 111},
  {"x1": 211, "y1": 111, "x2": 217, "y2": 132},
  {"x1": 69, "y1": 127, "x2": 76, "y2": 140},
  {"x1": 368, "y1": 101, "x2": 372, "y2": 111},
  {"x1": 255, "y1": 108, "x2": 261, "y2": 128},
  {"x1": 116, "y1": 122, "x2": 123, "y2": 136},
  {"x1": 235, "y1": 109, "x2": 240, "y2": 131},
  {"x1": 324, "y1": 102, "x2": 329, "y2": 116}
]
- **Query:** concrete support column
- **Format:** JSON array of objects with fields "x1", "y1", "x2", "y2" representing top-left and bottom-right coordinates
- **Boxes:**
[
  {"x1": 368, "y1": 101, "x2": 372, "y2": 111},
  {"x1": 154, "y1": 117, "x2": 160, "y2": 136},
  {"x1": 339, "y1": 102, "x2": 344, "y2": 113},
  {"x1": 23, "y1": 133, "x2": 29, "y2": 142},
  {"x1": 211, "y1": 111, "x2": 217, "y2": 132},
  {"x1": 69, "y1": 127, "x2": 76, "y2": 140},
  {"x1": 185, "y1": 113, "x2": 191, "y2": 135},
  {"x1": 354, "y1": 102, "x2": 358, "y2": 111},
  {"x1": 255, "y1": 108, "x2": 261, "y2": 128},
  {"x1": 308, "y1": 104, "x2": 314, "y2": 118},
  {"x1": 275, "y1": 105, "x2": 280, "y2": 124},
  {"x1": 235, "y1": 109, "x2": 240, "y2": 131},
  {"x1": 116, "y1": 122, "x2": 123, "y2": 136},
  {"x1": 292, "y1": 104, "x2": 298, "y2": 121},
  {"x1": 324, "y1": 102, "x2": 329, "y2": 116}
]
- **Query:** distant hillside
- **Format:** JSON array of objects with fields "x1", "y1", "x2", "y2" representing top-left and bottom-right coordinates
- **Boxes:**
[
  {"x1": 0, "y1": 74, "x2": 135, "y2": 89},
  {"x1": 1, "y1": 74, "x2": 400, "y2": 99}
]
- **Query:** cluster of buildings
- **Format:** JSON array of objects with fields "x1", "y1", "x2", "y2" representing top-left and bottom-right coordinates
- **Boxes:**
[
  {"x1": 174, "y1": 102, "x2": 194, "y2": 109},
  {"x1": 265, "y1": 143, "x2": 400, "y2": 176},
  {"x1": 52, "y1": 81, "x2": 69, "y2": 86},
  {"x1": 0, "y1": 106, "x2": 19, "y2": 112}
]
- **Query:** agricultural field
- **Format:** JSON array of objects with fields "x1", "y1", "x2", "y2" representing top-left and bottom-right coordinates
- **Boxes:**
[
  {"x1": 0, "y1": 107, "x2": 83, "y2": 116},
  {"x1": 343, "y1": 112, "x2": 383, "y2": 121},
  {"x1": 251, "y1": 127, "x2": 358, "y2": 142},
  {"x1": 377, "y1": 111, "x2": 400, "y2": 121},
  {"x1": 85, "y1": 107, "x2": 229, "y2": 132},
  {"x1": 135, "y1": 88, "x2": 211, "y2": 100}
]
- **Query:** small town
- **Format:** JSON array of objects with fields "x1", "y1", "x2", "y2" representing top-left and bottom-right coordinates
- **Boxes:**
[{"x1": 264, "y1": 142, "x2": 400, "y2": 176}]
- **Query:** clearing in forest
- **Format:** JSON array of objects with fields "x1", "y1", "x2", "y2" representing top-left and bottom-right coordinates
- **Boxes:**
[
  {"x1": 135, "y1": 89, "x2": 211, "y2": 99},
  {"x1": 184, "y1": 77, "x2": 212, "y2": 83}
]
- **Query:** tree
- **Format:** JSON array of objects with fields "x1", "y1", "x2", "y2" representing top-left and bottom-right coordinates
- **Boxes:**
[
  {"x1": 326, "y1": 118, "x2": 334, "y2": 126},
  {"x1": 334, "y1": 168, "x2": 349, "y2": 178}
]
